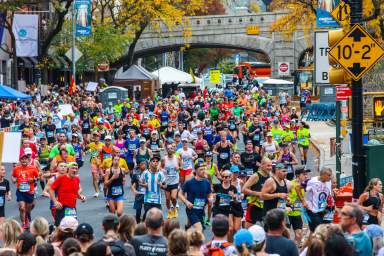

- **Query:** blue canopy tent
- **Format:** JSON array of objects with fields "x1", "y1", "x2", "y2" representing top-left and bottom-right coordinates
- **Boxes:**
[{"x1": 0, "y1": 85, "x2": 32, "y2": 100}]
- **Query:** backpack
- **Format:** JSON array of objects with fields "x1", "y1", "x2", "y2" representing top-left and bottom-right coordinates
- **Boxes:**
[
  {"x1": 205, "y1": 241, "x2": 232, "y2": 256},
  {"x1": 105, "y1": 240, "x2": 130, "y2": 256}
]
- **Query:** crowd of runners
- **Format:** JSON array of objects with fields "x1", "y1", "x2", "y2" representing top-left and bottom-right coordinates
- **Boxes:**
[{"x1": 0, "y1": 84, "x2": 380, "y2": 256}]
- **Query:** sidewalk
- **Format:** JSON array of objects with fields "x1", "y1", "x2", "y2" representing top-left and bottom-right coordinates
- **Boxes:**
[{"x1": 308, "y1": 121, "x2": 352, "y2": 176}]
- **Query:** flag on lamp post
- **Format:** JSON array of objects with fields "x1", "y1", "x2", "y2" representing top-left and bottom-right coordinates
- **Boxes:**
[
  {"x1": 68, "y1": 75, "x2": 76, "y2": 95},
  {"x1": 12, "y1": 14, "x2": 38, "y2": 57}
]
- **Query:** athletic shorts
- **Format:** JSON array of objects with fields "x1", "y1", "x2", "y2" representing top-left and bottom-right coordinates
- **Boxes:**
[
  {"x1": 91, "y1": 164, "x2": 99, "y2": 174},
  {"x1": 0, "y1": 206, "x2": 5, "y2": 217},
  {"x1": 180, "y1": 169, "x2": 193, "y2": 177},
  {"x1": 245, "y1": 204, "x2": 264, "y2": 224},
  {"x1": 186, "y1": 208, "x2": 204, "y2": 226},
  {"x1": 127, "y1": 163, "x2": 135, "y2": 171},
  {"x1": 288, "y1": 215, "x2": 303, "y2": 230},
  {"x1": 133, "y1": 197, "x2": 144, "y2": 210},
  {"x1": 16, "y1": 190, "x2": 34, "y2": 204},
  {"x1": 165, "y1": 183, "x2": 179, "y2": 192},
  {"x1": 106, "y1": 195, "x2": 125, "y2": 201},
  {"x1": 299, "y1": 145, "x2": 309, "y2": 149},
  {"x1": 230, "y1": 203, "x2": 244, "y2": 218},
  {"x1": 212, "y1": 206, "x2": 230, "y2": 217}
]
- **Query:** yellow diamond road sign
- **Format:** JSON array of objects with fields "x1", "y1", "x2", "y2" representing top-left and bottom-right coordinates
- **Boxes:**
[
  {"x1": 329, "y1": 24, "x2": 384, "y2": 81},
  {"x1": 331, "y1": 0, "x2": 350, "y2": 25}
]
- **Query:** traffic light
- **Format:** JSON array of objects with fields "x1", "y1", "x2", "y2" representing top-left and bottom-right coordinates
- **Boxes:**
[{"x1": 328, "y1": 29, "x2": 350, "y2": 84}]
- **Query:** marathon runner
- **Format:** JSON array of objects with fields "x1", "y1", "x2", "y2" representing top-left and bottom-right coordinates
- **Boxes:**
[
  {"x1": 0, "y1": 165, "x2": 11, "y2": 224},
  {"x1": 104, "y1": 156, "x2": 125, "y2": 216},
  {"x1": 177, "y1": 138, "x2": 197, "y2": 184}
]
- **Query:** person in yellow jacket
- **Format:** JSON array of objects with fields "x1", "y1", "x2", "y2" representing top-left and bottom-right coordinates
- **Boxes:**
[
  {"x1": 282, "y1": 124, "x2": 296, "y2": 154},
  {"x1": 287, "y1": 167, "x2": 310, "y2": 246},
  {"x1": 297, "y1": 121, "x2": 310, "y2": 165}
]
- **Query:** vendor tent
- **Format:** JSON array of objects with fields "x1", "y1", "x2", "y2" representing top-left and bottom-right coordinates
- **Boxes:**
[
  {"x1": 152, "y1": 66, "x2": 202, "y2": 84},
  {"x1": 0, "y1": 85, "x2": 32, "y2": 100}
]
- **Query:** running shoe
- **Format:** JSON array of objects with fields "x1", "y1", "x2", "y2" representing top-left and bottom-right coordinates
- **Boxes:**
[
  {"x1": 167, "y1": 208, "x2": 174, "y2": 219},
  {"x1": 93, "y1": 192, "x2": 99, "y2": 198}
]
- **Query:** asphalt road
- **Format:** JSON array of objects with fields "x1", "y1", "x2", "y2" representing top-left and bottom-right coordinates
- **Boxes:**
[{"x1": 3, "y1": 135, "x2": 316, "y2": 239}]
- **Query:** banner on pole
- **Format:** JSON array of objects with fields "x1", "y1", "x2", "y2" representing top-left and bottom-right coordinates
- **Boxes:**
[
  {"x1": 0, "y1": 13, "x2": 5, "y2": 45},
  {"x1": 316, "y1": 0, "x2": 339, "y2": 28},
  {"x1": 12, "y1": 14, "x2": 38, "y2": 57},
  {"x1": 210, "y1": 69, "x2": 221, "y2": 84},
  {"x1": 76, "y1": 0, "x2": 92, "y2": 37}
]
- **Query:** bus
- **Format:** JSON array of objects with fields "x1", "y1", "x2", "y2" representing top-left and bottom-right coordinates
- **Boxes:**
[{"x1": 233, "y1": 62, "x2": 271, "y2": 82}]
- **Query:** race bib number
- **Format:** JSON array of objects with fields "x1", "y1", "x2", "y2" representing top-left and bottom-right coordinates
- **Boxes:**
[
  {"x1": 277, "y1": 198, "x2": 286, "y2": 210},
  {"x1": 229, "y1": 124, "x2": 236, "y2": 129},
  {"x1": 19, "y1": 182, "x2": 30, "y2": 192},
  {"x1": 253, "y1": 134, "x2": 260, "y2": 141},
  {"x1": 143, "y1": 129, "x2": 150, "y2": 135},
  {"x1": 241, "y1": 199, "x2": 248, "y2": 210},
  {"x1": 137, "y1": 186, "x2": 146, "y2": 195},
  {"x1": 219, "y1": 193, "x2": 231, "y2": 206},
  {"x1": 323, "y1": 210, "x2": 334, "y2": 221},
  {"x1": 293, "y1": 201, "x2": 302, "y2": 211},
  {"x1": 47, "y1": 131, "x2": 54, "y2": 138},
  {"x1": 363, "y1": 213, "x2": 370, "y2": 223},
  {"x1": 104, "y1": 153, "x2": 112, "y2": 159},
  {"x1": 299, "y1": 138, "x2": 306, "y2": 143},
  {"x1": 129, "y1": 144, "x2": 137, "y2": 151},
  {"x1": 64, "y1": 208, "x2": 77, "y2": 218},
  {"x1": 161, "y1": 121, "x2": 168, "y2": 126},
  {"x1": 111, "y1": 186, "x2": 123, "y2": 196},
  {"x1": 145, "y1": 192, "x2": 160, "y2": 203},
  {"x1": 193, "y1": 198, "x2": 206, "y2": 210},
  {"x1": 0, "y1": 196, "x2": 4, "y2": 207},
  {"x1": 245, "y1": 168, "x2": 254, "y2": 177},
  {"x1": 182, "y1": 158, "x2": 191, "y2": 169},
  {"x1": 219, "y1": 153, "x2": 229, "y2": 160},
  {"x1": 167, "y1": 167, "x2": 177, "y2": 177},
  {"x1": 151, "y1": 144, "x2": 159, "y2": 151},
  {"x1": 83, "y1": 123, "x2": 89, "y2": 129},
  {"x1": 275, "y1": 134, "x2": 281, "y2": 140}
]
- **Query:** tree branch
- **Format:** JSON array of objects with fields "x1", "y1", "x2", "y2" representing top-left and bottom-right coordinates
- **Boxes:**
[{"x1": 40, "y1": 0, "x2": 74, "y2": 57}]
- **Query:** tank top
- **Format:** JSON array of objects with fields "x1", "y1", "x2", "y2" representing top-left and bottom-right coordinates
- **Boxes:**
[
  {"x1": 195, "y1": 139, "x2": 205, "y2": 151},
  {"x1": 107, "y1": 168, "x2": 124, "y2": 198},
  {"x1": 164, "y1": 156, "x2": 179, "y2": 185},
  {"x1": 263, "y1": 177, "x2": 288, "y2": 214},
  {"x1": 136, "y1": 148, "x2": 150, "y2": 164},
  {"x1": 115, "y1": 140, "x2": 125, "y2": 155},
  {"x1": 248, "y1": 171, "x2": 269, "y2": 208},
  {"x1": 281, "y1": 152, "x2": 294, "y2": 173},
  {"x1": 101, "y1": 145, "x2": 113, "y2": 161},
  {"x1": 217, "y1": 142, "x2": 231, "y2": 165},
  {"x1": 149, "y1": 139, "x2": 160, "y2": 152},
  {"x1": 362, "y1": 191, "x2": 381, "y2": 224}
]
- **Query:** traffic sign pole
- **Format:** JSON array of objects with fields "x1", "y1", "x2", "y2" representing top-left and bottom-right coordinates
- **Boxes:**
[
  {"x1": 350, "y1": 0, "x2": 365, "y2": 198},
  {"x1": 72, "y1": 2, "x2": 76, "y2": 86},
  {"x1": 336, "y1": 100, "x2": 341, "y2": 187}
]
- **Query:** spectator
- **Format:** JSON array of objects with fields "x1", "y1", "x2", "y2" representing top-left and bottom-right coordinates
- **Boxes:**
[
  {"x1": 131, "y1": 208, "x2": 168, "y2": 256},
  {"x1": 248, "y1": 225, "x2": 267, "y2": 255},
  {"x1": 75, "y1": 223, "x2": 94, "y2": 254},
  {"x1": 163, "y1": 219, "x2": 180, "y2": 239},
  {"x1": 168, "y1": 229, "x2": 189, "y2": 256},
  {"x1": 133, "y1": 223, "x2": 148, "y2": 236},
  {"x1": 15, "y1": 231, "x2": 36, "y2": 256},
  {"x1": 233, "y1": 229, "x2": 254, "y2": 256},
  {"x1": 187, "y1": 229, "x2": 204, "y2": 256},
  {"x1": 264, "y1": 209, "x2": 299, "y2": 256},
  {"x1": 340, "y1": 203, "x2": 372, "y2": 256},
  {"x1": 85, "y1": 241, "x2": 111, "y2": 256},
  {"x1": 35, "y1": 243, "x2": 55, "y2": 256},
  {"x1": 118, "y1": 214, "x2": 136, "y2": 243},
  {"x1": 301, "y1": 223, "x2": 342, "y2": 256},
  {"x1": 201, "y1": 214, "x2": 237, "y2": 256},
  {"x1": 365, "y1": 225, "x2": 384, "y2": 255},
  {"x1": 62, "y1": 238, "x2": 81, "y2": 256},
  {"x1": 50, "y1": 216, "x2": 78, "y2": 250},
  {"x1": 30, "y1": 217, "x2": 49, "y2": 246},
  {"x1": 100, "y1": 214, "x2": 135, "y2": 256},
  {"x1": 0, "y1": 219, "x2": 23, "y2": 251},
  {"x1": 324, "y1": 232, "x2": 353, "y2": 256}
]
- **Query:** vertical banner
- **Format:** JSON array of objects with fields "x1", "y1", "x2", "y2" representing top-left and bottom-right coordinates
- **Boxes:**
[
  {"x1": 316, "y1": 0, "x2": 339, "y2": 28},
  {"x1": 12, "y1": 14, "x2": 38, "y2": 57},
  {"x1": 210, "y1": 69, "x2": 221, "y2": 84},
  {"x1": 76, "y1": 0, "x2": 92, "y2": 37},
  {"x1": 315, "y1": 31, "x2": 330, "y2": 84}
]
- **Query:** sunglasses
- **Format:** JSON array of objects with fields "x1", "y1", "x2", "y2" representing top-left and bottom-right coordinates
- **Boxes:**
[{"x1": 222, "y1": 175, "x2": 231, "y2": 178}]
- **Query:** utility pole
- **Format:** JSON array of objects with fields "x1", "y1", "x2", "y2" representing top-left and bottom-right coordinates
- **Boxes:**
[
  {"x1": 349, "y1": 0, "x2": 365, "y2": 198},
  {"x1": 71, "y1": 2, "x2": 76, "y2": 86},
  {"x1": 336, "y1": 100, "x2": 341, "y2": 186}
]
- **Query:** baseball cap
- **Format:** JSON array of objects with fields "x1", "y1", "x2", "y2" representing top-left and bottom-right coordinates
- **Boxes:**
[
  {"x1": 17, "y1": 232, "x2": 36, "y2": 250},
  {"x1": 246, "y1": 140, "x2": 253, "y2": 144},
  {"x1": 248, "y1": 224, "x2": 266, "y2": 245},
  {"x1": 102, "y1": 215, "x2": 119, "y2": 226},
  {"x1": 295, "y1": 167, "x2": 311, "y2": 175},
  {"x1": 266, "y1": 132, "x2": 273, "y2": 137},
  {"x1": 60, "y1": 216, "x2": 79, "y2": 231},
  {"x1": 181, "y1": 138, "x2": 188, "y2": 142},
  {"x1": 234, "y1": 229, "x2": 254, "y2": 247},
  {"x1": 230, "y1": 165, "x2": 240, "y2": 173},
  {"x1": 194, "y1": 158, "x2": 206, "y2": 169},
  {"x1": 150, "y1": 155, "x2": 160, "y2": 161},
  {"x1": 105, "y1": 135, "x2": 112, "y2": 140},
  {"x1": 24, "y1": 147, "x2": 33, "y2": 155},
  {"x1": 67, "y1": 162, "x2": 79, "y2": 168},
  {"x1": 140, "y1": 138, "x2": 146, "y2": 143},
  {"x1": 174, "y1": 131, "x2": 180, "y2": 137},
  {"x1": 75, "y1": 223, "x2": 94, "y2": 236},
  {"x1": 275, "y1": 163, "x2": 285, "y2": 169},
  {"x1": 205, "y1": 151, "x2": 213, "y2": 157}
]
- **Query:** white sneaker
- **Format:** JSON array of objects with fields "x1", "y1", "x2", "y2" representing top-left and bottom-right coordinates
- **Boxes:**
[{"x1": 93, "y1": 192, "x2": 99, "y2": 198}]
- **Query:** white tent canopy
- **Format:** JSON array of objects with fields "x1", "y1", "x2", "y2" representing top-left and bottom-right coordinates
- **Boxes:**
[
  {"x1": 262, "y1": 78, "x2": 293, "y2": 85},
  {"x1": 151, "y1": 66, "x2": 201, "y2": 85}
]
